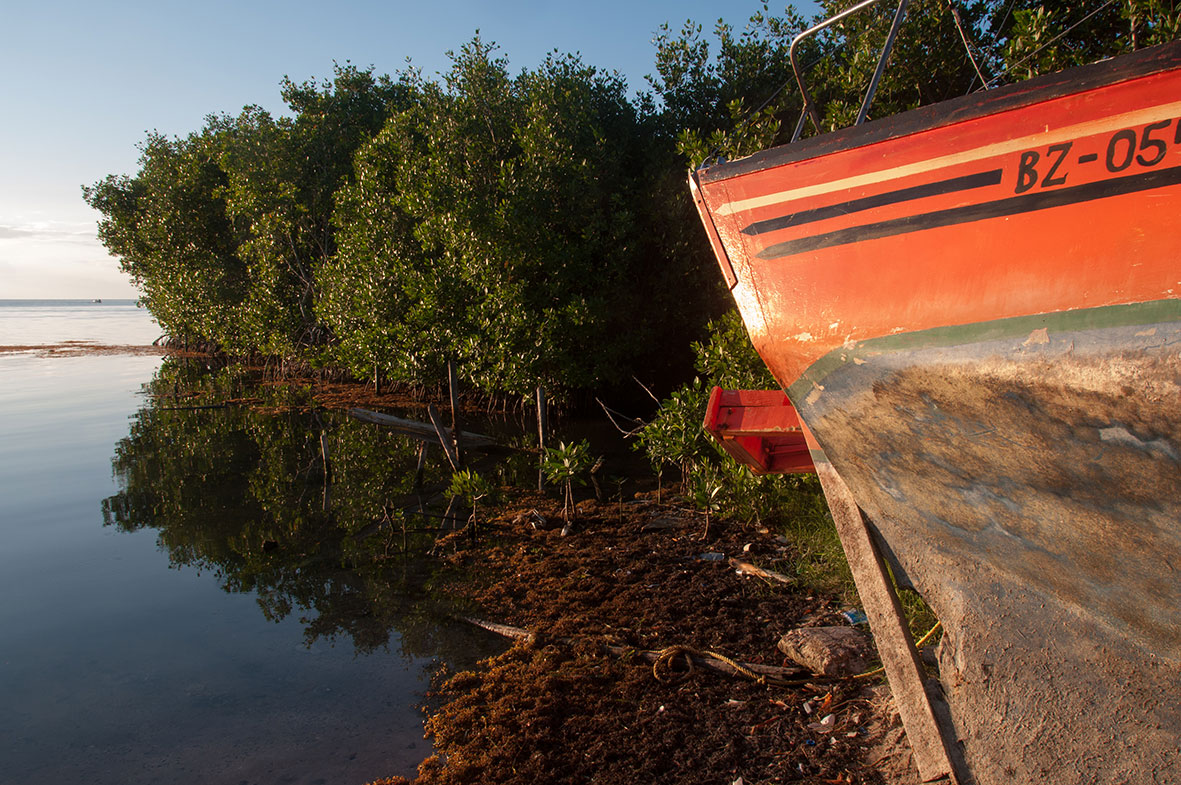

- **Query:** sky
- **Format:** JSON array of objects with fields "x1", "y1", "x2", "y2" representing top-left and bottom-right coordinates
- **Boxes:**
[{"x1": 0, "y1": 0, "x2": 818, "y2": 299}]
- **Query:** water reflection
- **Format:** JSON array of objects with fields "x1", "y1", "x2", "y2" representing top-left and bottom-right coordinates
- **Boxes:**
[{"x1": 103, "y1": 359, "x2": 484, "y2": 657}]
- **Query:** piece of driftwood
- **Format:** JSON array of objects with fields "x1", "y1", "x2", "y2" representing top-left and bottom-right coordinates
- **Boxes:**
[
  {"x1": 349, "y1": 408, "x2": 498, "y2": 450},
  {"x1": 814, "y1": 462, "x2": 959, "y2": 782},
  {"x1": 596, "y1": 397, "x2": 645, "y2": 437},
  {"x1": 729, "y1": 558, "x2": 793, "y2": 585},
  {"x1": 460, "y1": 617, "x2": 808, "y2": 685},
  {"x1": 427, "y1": 404, "x2": 460, "y2": 471},
  {"x1": 465, "y1": 617, "x2": 533, "y2": 641}
]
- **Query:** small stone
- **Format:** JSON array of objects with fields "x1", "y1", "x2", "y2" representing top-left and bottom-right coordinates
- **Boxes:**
[{"x1": 777, "y1": 626, "x2": 872, "y2": 677}]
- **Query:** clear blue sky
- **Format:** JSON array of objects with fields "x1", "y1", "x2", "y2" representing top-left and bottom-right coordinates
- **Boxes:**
[{"x1": 0, "y1": 0, "x2": 816, "y2": 298}]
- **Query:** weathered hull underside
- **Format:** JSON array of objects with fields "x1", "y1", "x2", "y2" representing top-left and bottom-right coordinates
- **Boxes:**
[{"x1": 798, "y1": 303, "x2": 1181, "y2": 782}]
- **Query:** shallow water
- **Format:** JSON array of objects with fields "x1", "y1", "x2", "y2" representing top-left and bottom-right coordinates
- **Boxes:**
[{"x1": 0, "y1": 302, "x2": 498, "y2": 784}]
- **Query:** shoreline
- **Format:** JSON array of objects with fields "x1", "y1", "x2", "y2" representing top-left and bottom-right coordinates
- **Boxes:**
[
  {"x1": 365, "y1": 484, "x2": 919, "y2": 785},
  {"x1": 11, "y1": 345, "x2": 922, "y2": 782},
  {"x1": 0, "y1": 343, "x2": 165, "y2": 357}
]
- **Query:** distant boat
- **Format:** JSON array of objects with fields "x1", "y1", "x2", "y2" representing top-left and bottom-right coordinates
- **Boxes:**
[
  {"x1": 695, "y1": 20, "x2": 1181, "y2": 785},
  {"x1": 91, "y1": 299, "x2": 102, "y2": 303}
]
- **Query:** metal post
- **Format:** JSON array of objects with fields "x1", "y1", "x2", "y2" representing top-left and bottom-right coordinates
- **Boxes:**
[
  {"x1": 789, "y1": 0, "x2": 882, "y2": 141},
  {"x1": 448, "y1": 361, "x2": 464, "y2": 468},
  {"x1": 856, "y1": 0, "x2": 912, "y2": 126},
  {"x1": 536, "y1": 386, "x2": 548, "y2": 492}
]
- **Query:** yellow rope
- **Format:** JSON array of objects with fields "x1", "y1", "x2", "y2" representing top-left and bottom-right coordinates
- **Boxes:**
[
  {"x1": 703, "y1": 650, "x2": 767, "y2": 684},
  {"x1": 913, "y1": 620, "x2": 943, "y2": 649},
  {"x1": 652, "y1": 645, "x2": 767, "y2": 685},
  {"x1": 653, "y1": 645, "x2": 695, "y2": 682}
]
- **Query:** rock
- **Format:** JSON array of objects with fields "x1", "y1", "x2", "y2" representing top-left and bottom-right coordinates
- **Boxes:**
[{"x1": 777, "y1": 626, "x2": 872, "y2": 677}]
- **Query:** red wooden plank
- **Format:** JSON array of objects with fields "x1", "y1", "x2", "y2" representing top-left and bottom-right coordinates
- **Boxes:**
[{"x1": 703, "y1": 387, "x2": 815, "y2": 474}]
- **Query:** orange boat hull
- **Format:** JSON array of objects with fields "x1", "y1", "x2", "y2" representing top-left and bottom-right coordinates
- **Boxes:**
[{"x1": 693, "y1": 42, "x2": 1181, "y2": 785}]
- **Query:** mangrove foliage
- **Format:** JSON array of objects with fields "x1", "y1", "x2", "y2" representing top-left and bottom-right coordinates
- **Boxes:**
[{"x1": 84, "y1": 1, "x2": 1178, "y2": 402}]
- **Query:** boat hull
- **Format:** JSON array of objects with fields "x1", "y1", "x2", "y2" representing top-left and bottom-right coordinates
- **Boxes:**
[
  {"x1": 800, "y1": 302, "x2": 1181, "y2": 782},
  {"x1": 692, "y1": 42, "x2": 1181, "y2": 784}
]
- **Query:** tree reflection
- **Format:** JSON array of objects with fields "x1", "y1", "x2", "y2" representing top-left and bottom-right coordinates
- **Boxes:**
[{"x1": 103, "y1": 359, "x2": 478, "y2": 658}]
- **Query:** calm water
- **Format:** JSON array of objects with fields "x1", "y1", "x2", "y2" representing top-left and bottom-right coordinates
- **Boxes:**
[
  {"x1": 0, "y1": 301, "x2": 498, "y2": 784},
  {"x1": 0, "y1": 299, "x2": 159, "y2": 345}
]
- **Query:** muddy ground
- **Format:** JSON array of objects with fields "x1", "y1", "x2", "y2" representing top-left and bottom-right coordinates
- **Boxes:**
[{"x1": 368, "y1": 487, "x2": 920, "y2": 785}]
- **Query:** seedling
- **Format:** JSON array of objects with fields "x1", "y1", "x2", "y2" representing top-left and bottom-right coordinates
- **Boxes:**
[
  {"x1": 542, "y1": 439, "x2": 596, "y2": 524},
  {"x1": 447, "y1": 468, "x2": 496, "y2": 541}
]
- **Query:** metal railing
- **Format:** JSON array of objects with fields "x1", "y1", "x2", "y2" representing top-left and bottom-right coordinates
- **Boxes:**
[{"x1": 790, "y1": 0, "x2": 912, "y2": 141}]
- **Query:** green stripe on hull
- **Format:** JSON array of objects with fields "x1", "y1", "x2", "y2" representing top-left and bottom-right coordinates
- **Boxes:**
[{"x1": 787, "y1": 298, "x2": 1181, "y2": 404}]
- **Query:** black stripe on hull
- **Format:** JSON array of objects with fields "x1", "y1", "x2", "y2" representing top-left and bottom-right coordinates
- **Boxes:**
[
  {"x1": 741, "y1": 169, "x2": 1003, "y2": 236},
  {"x1": 755, "y1": 164, "x2": 1181, "y2": 261}
]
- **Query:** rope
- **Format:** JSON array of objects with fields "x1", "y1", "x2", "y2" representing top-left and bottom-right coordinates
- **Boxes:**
[
  {"x1": 912, "y1": 620, "x2": 943, "y2": 649},
  {"x1": 993, "y1": 0, "x2": 1019, "y2": 39},
  {"x1": 653, "y1": 645, "x2": 696, "y2": 682},
  {"x1": 703, "y1": 649, "x2": 768, "y2": 684},
  {"x1": 652, "y1": 645, "x2": 768, "y2": 685}
]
